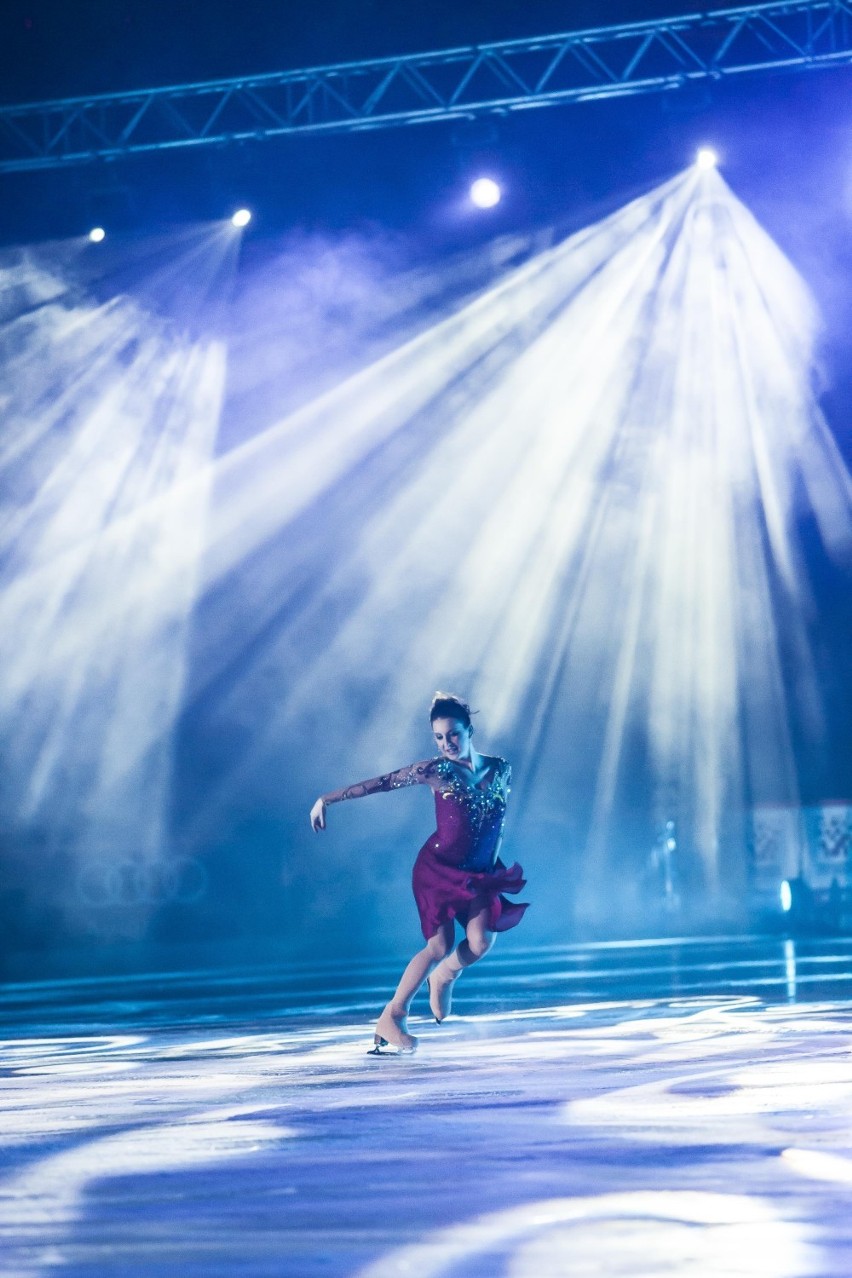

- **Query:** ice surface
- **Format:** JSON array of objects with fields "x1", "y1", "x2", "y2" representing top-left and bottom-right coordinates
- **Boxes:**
[{"x1": 2, "y1": 937, "x2": 852, "y2": 1276}]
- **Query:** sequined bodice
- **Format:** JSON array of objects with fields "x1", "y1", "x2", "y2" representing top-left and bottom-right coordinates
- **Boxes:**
[
  {"x1": 325, "y1": 754, "x2": 511, "y2": 875},
  {"x1": 432, "y1": 757, "x2": 509, "y2": 872}
]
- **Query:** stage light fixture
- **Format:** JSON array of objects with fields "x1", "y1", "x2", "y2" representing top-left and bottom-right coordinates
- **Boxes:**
[
  {"x1": 469, "y1": 177, "x2": 501, "y2": 209},
  {"x1": 780, "y1": 880, "x2": 793, "y2": 912},
  {"x1": 695, "y1": 147, "x2": 718, "y2": 171},
  {"x1": 231, "y1": 208, "x2": 252, "y2": 228},
  {"x1": 88, "y1": 227, "x2": 106, "y2": 243}
]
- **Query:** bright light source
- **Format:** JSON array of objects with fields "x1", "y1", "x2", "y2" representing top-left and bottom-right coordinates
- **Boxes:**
[
  {"x1": 780, "y1": 880, "x2": 793, "y2": 912},
  {"x1": 231, "y1": 208, "x2": 252, "y2": 228},
  {"x1": 88, "y1": 227, "x2": 106, "y2": 243},
  {"x1": 696, "y1": 147, "x2": 718, "y2": 171},
  {"x1": 469, "y1": 177, "x2": 501, "y2": 209}
]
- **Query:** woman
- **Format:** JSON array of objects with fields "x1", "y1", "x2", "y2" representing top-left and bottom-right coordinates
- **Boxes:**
[{"x1": 309, "y1": 692, "x2": 528, "y2": 1053}]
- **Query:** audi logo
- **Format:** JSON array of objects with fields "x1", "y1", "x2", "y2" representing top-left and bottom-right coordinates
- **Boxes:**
[{"x1": 76, "y1": 857, "x2": 208, "y2": 907}]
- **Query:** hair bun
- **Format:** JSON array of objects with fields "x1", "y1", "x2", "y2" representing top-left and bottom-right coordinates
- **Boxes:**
[{"x1": 429, "y1": 691, "x2": 474, "y2": 727}]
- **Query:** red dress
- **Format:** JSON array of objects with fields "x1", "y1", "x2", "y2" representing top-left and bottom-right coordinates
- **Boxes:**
[{"x1": 410, "y1": 757, "x2": 528, "y2": 940}]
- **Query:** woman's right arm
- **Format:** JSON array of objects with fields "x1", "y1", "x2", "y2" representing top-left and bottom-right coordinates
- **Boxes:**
[{"x1": 310, "y1": 759, "x2": 439, "y2": 832}]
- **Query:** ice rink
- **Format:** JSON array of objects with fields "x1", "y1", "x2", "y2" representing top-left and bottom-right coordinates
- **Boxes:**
[{"x1": 3, "y1": 936, "x2": 852, "y2": 1276}]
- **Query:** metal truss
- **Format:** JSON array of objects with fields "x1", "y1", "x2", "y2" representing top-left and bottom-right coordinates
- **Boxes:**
[{"x1": 1, "y1": 0, "x2": 851, "y2": 173}]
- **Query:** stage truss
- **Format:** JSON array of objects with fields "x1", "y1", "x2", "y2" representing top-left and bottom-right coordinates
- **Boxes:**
[{"x1": 0, "y1": 0, "x2": 851, "y2": 173}]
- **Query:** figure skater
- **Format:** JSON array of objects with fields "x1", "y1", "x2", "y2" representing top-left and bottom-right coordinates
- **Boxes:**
[{"x1": 309, "y1": 692, "x2": 528, "y2": 1053}]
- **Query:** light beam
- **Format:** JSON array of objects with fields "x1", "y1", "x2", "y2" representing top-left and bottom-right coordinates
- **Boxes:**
[
  {"x1": 1, "y1": 173, "x2": 850, "y2": 943},
  {"x1": 173, "y1": 166, "x2": 849, "y2": 921},
  {"x1": 0, "y1": 224, "x2": 239, "y2": 938}
]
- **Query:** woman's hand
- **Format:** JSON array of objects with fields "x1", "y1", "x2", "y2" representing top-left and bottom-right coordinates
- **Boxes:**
[{"x1": 310, "y1": 798, "x2": 327, "y2": 832}]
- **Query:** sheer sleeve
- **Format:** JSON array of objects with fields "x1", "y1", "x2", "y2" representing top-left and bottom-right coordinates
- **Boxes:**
[{"x1": 322, "y1": 759, "x2": 439, "y2": 805}]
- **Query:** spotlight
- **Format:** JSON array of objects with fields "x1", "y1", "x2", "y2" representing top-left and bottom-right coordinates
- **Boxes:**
[
  {"x1": 469, "y1": 177, "x2": 501, "y2": 209},
  {"x1": 231, "y1": 208, "x2": 252, "y2": 228},
  {"x1": 780, "y1": 880, "x2": 793, "y2": 912},
  {"x1": 88, "y1": 227, "x2": 106, "y2": 243},
  {"x1": 695, "y1": 147, "x2": 718, "y2": 171}
]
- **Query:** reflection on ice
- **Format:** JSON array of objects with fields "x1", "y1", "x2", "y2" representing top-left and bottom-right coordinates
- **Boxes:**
[
  {"x1": 355, "y1": 1192, "x2": 814, "y2": 1278},
  {"x1": 0, "y1": 1111, "x2": 292, "y2": 1278},
  {"x1": 1, "y1": 947, "x2": 851, "y2": 1275},
  {"x1": 782, "y1": 1148, "x2": 852, "y2": 1185}
]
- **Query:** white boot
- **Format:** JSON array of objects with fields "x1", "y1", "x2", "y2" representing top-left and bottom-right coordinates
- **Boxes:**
[
  {"x1": 372, "y1": 1004, "x2": 418, "y2": 1054},
  {"x1": 428, "y1": 957, "x2": 463, "y2": 1022}
]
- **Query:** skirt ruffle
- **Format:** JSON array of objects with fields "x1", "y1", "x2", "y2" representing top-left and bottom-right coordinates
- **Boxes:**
[{"x1": 412, "y1": 851, "x2": 529, "y2": 941}]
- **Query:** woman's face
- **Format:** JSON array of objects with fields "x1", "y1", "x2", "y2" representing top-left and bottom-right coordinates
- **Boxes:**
[{"x1": 432, "y1": 716, "x2": 473, "y2": 761}]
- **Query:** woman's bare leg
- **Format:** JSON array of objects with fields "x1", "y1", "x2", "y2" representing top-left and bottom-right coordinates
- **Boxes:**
[
  {"x1": 429, "y1": 898, "x2": 495, "y2": 1021},
  {"x1": 375, "y1": 921, "x2": 455, "y2": 1050},
  {"x1": 462, "y1": 901, "x2": 496, "y2": 966},
  {"x1": 388, "y1": 921, "x2": 455, "y2": 1015}
]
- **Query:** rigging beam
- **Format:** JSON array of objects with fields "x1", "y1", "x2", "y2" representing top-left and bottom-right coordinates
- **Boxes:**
[{"x1": 1, "y1": 0, "x2": 851, "y2": 174}]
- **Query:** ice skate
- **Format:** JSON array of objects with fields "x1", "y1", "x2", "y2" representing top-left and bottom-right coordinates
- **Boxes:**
[
  {"x1": 369, "y1": 1006, "x2": 418, "y2": 1055},
  {"x1": 428, "y1": 960, "x2": 461, "y2": 1023}
]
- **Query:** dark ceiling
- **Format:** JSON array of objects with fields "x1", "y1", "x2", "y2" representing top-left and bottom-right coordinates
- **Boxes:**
[{"x1": 2, "y1": 1, "x2": 758, "y2": 104}]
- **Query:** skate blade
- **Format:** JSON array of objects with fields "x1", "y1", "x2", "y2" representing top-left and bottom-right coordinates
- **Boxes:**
[{"x1": 367, "y1": 1035, "x2": 417, "y2": 1056}]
